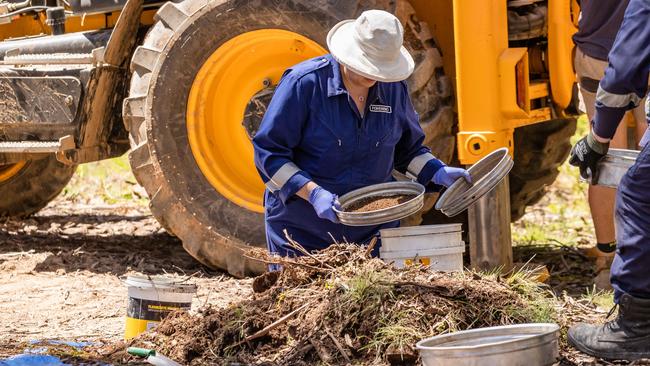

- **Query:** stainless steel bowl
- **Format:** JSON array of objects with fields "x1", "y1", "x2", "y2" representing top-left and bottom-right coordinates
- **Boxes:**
[
  {"x1": 594, "y1": 148, "x2": 639, "y2": 188},
  {"x1": 417, "y1": 323, "x2": 560, "y2": 366},
  {"x1": 435, "y1": 147, "x2": 513, "y2": 217},
  {"x1": 334, "y1": 181, "x2": 425, "y2": 226}
]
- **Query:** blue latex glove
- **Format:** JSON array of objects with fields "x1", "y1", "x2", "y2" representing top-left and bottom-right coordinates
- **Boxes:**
[
  {"x1": 308, "y1": 186, "x2": 341, "y2": 223},
  {"x1": 432, "y1": 166, "x2": 472, "y2": 187}
]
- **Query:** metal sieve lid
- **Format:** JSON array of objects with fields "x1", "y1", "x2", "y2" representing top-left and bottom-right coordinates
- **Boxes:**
[{"x1": 435, "y1": 148, "x2": 513, "y2": 217}]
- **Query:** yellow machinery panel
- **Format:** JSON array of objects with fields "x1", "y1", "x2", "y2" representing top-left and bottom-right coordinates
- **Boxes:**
[
  {"x1": 548, "y1": 0, "x2": 579, "y2": 110},
  {"x1": 0, "y1": 9, "x2": 155, "y2": 41},
  {"x1": 453, "y1": 0, "x2": 509, "y2": 163},
  {"x1": 411, "y1": 0, "x2": 578, "y2": 165},
  {"x1": 0, "y1": 0, "x2": 578, "y2": 167}
]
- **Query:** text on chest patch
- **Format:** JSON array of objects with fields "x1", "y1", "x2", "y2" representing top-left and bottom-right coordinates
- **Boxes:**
[{"x1": 369, "y1": 104, "x2": 392, "y2": 113}]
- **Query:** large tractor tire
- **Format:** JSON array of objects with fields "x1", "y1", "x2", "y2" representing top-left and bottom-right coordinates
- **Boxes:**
[
  {"x1": 509, "y1": 118, "x2": 577, "y2": 221},
  {"x1": 0, "y1": 156, "x2": 76, "y2": 217},
  {"x1": 124, "y1": 0, "x2": 454, "y2": 276}
]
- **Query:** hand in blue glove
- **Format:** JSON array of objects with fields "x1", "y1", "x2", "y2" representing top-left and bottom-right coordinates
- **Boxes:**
[
  {"x1": 308, "y1": 186, "x2": 341, "y2": 223},
  {"x1": 433, "y1": 166, "x2": 472, "y2": 187}
]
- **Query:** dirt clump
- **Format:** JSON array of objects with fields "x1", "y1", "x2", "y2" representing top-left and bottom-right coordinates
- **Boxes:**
[
  {"x1": 109, "y1": 243, "x2": 555, "y2": 366},
  {"x1": 346, "y1": 194, "x2": 416, "y2": 212}
]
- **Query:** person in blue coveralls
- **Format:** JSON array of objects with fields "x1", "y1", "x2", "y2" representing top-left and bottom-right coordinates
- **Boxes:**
[
  {"x1": 252, "y1": 10, "x2": 471, "y2": 262},
  {"x1": 568, "y1": 0, "x2": 650, "y2": 360}
]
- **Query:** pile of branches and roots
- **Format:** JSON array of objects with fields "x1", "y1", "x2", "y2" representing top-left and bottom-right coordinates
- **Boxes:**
[{"x1": 117, "y1": 241, "x2": 557, "y2": 365}]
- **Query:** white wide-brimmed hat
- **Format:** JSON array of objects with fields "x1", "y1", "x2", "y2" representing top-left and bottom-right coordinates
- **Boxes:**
[{"x1": 327, "y1": 9, "x2": 414, "y2": 83}]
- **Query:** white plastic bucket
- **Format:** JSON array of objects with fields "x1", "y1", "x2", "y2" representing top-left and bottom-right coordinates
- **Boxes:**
[
  {"x1": 379, "y1": 224, "x2": 464, "y2": 272},
  {"x1": 123, "y1": 275, "x2": 197, "y2": 340},
  {"x1": 380, "y1": 245, "x2": 465, "y2": 272},
  {"x1": 380, "y1": 224, "x2": 462, "y2": 252}
]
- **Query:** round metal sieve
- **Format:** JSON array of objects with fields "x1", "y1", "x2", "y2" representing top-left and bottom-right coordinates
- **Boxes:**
[
  {"x1": 435, "y1": 148, "x2": 513, "y2": 217},
  {"x1": 334, "y1": 181, "x2": 425, "y2": 226}
]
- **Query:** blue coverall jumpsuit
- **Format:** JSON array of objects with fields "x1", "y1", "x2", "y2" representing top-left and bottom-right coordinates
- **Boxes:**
[
  {"x1": 252, "y1": 54, "x2": 444, "y2": 257},
  {"x1": 590, "y1": 0, "x2": 650, "y2": 303}
]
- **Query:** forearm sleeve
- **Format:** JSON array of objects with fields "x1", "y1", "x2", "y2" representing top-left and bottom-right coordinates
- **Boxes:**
[
  {"x1": 253, "y1": 73, "x2": 312, "y2": 203},
  {"x1": 593, "y1": 0, "x2": 650, "y2": 139}
]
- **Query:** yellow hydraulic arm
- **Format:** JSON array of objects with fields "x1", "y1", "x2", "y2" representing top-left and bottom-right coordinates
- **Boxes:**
[
  {"x1": 453, "y1": 0, "x2": 577, "y2": 164},
  {"x1": 412, "y1": 0, "x2": 578, "y2": 165}
]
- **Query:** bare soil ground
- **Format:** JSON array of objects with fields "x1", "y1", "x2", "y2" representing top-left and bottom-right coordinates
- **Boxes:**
[
  {"x1": 0, "y1": 160, "x2": 252, "y2": 358},
  {"x1": 0, "y1": 201, "x2": 252, "y2": 346}
]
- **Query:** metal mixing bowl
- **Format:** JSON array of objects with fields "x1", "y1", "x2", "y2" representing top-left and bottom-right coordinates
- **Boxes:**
[
  {"x1": 417, "y1": 323, "x2": 560, "y2": 366},
  {"x1": 594, "y1": 148, "x2": 639, "y2": 188}
]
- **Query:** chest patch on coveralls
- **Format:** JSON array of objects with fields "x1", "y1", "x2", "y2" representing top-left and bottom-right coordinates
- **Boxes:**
[{"x1": 369, "y1": 104, "x2": 392, "y2": 113}]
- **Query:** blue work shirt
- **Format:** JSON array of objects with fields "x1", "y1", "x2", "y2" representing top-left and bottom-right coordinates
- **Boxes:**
[
  {"x1": 592, "y1": 0, "x2": 649, "y2": 139},
  {"x1": 253, "y1": 54, "x2": 444, "y2": 257}
]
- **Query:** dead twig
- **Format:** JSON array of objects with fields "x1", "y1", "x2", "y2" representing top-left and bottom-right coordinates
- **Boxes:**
[
  {"x1": 323, "y1": 327, "x2": 350, "y2": 363},
  {"x1": 561, "y1": 245, "x2": 589, "y2": 260},
  {"x1": 244, "y1": 302, "x2": 311, "y2": 342},
  {"x1": 171, "y1": 264, "x2": 187, "y2": 276},
  {"x1": 327, "y1": 232, "x2": 340, "y2": 245},
  {"x1": 559, "y1": 254, "x2": 571, "y2": 271},
  {"x1": 283, "y1": 229, "x2": 334, "y2": 270},
  {"x1": 309, "y1": 338, "x2": 332, "y2": 365},
  {"x1": 364, "y1": 236, "x2": 378, "y2": 258},
  {"x1": 0, "y1": 249, "x2": 35, "y2": 259},
  {"x1": 207, "y1": 344, "x2": 219, "y2": 359},
  {"x1": 243, "y1": 254, "x2": 325, "y2": 272}
]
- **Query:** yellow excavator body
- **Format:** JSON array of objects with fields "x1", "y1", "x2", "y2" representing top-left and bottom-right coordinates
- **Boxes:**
[{"x1": 0, "y1": 0, "x2": 585, "y2": 275}]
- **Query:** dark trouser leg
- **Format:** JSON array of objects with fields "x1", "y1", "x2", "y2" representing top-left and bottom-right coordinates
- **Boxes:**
[
  {"x1": 611, "y1": 143, "x2": 650, "y2": 302},
  {"x1": 568, "y1": 144, "x2": 650, "y2": 360}
]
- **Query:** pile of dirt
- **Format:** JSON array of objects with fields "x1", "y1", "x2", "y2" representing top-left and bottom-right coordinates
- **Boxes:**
[
  {"x1": 98, "y1": 243, "x2": 555, "y2": 365},
  {"x1": 346, "y1": 194, "x2": 416, "y2": 212}
]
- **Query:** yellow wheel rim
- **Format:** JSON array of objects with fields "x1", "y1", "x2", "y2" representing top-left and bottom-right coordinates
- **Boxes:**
[
  {"x1": 187, "y1": 29, "x2": 326, "y2": 213},
  {"x1": 0, "y1": 161, "x2": 26, "y2": 183}
]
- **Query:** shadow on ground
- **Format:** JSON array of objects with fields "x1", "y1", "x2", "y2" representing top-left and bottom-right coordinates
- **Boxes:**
[
  {"x1": 514, "y1": 242, "x2": 595, "y2": 297},
  {"x1": 0, "y1": 211, "x2": 211, "y2": 276}
]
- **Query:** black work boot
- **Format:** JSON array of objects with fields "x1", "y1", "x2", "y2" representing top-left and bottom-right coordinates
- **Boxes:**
[{"x1": 568, "y1": 294, "x2": 650, "y2": 360}]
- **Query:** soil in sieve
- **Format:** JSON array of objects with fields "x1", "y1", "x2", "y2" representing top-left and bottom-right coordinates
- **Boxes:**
[{"x1": 346, "y1": 194, "x2": 416, "y2": 213}]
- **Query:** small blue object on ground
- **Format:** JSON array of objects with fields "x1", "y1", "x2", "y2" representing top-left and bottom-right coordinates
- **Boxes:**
[{"x1": 0, "y1": 340, "x2": 109, "y2": 366}]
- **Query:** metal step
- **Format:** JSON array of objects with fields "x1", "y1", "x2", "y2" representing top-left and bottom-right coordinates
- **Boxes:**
[
  {"x1": 0, "y1": 140, "x2": 62, "y2": 153},
  {"x1": 2, "y1": 53, "x2": 93, "y2": 65},
  {"x1": 0, "y1": 48, "x2": 104, "y2": 65}
]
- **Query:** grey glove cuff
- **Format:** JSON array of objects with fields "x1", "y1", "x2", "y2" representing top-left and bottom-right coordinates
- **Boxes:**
[{"x1": 587, "y1": 130, "x2": 610, "y2": 155}]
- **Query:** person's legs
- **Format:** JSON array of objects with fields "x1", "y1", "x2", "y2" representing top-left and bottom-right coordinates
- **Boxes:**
[
  {"x1": 575, "y1": 47, "x2": 620, "y2": 288},
  {"x1": 589, "y1": 121, "x2": 626, "y2": 247},
  {"x1": 588, "y1": 121, "x2": 627, "y2": 288},
  {"x1": 633, "y1": 97, "x2": 648, "y2": 147},
  {"x1": 610, "y1": 143, "x2": 650, "y2": 301},
  {"x1": 568, "y1": 143, "x2": 650, "y2": 360}
]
